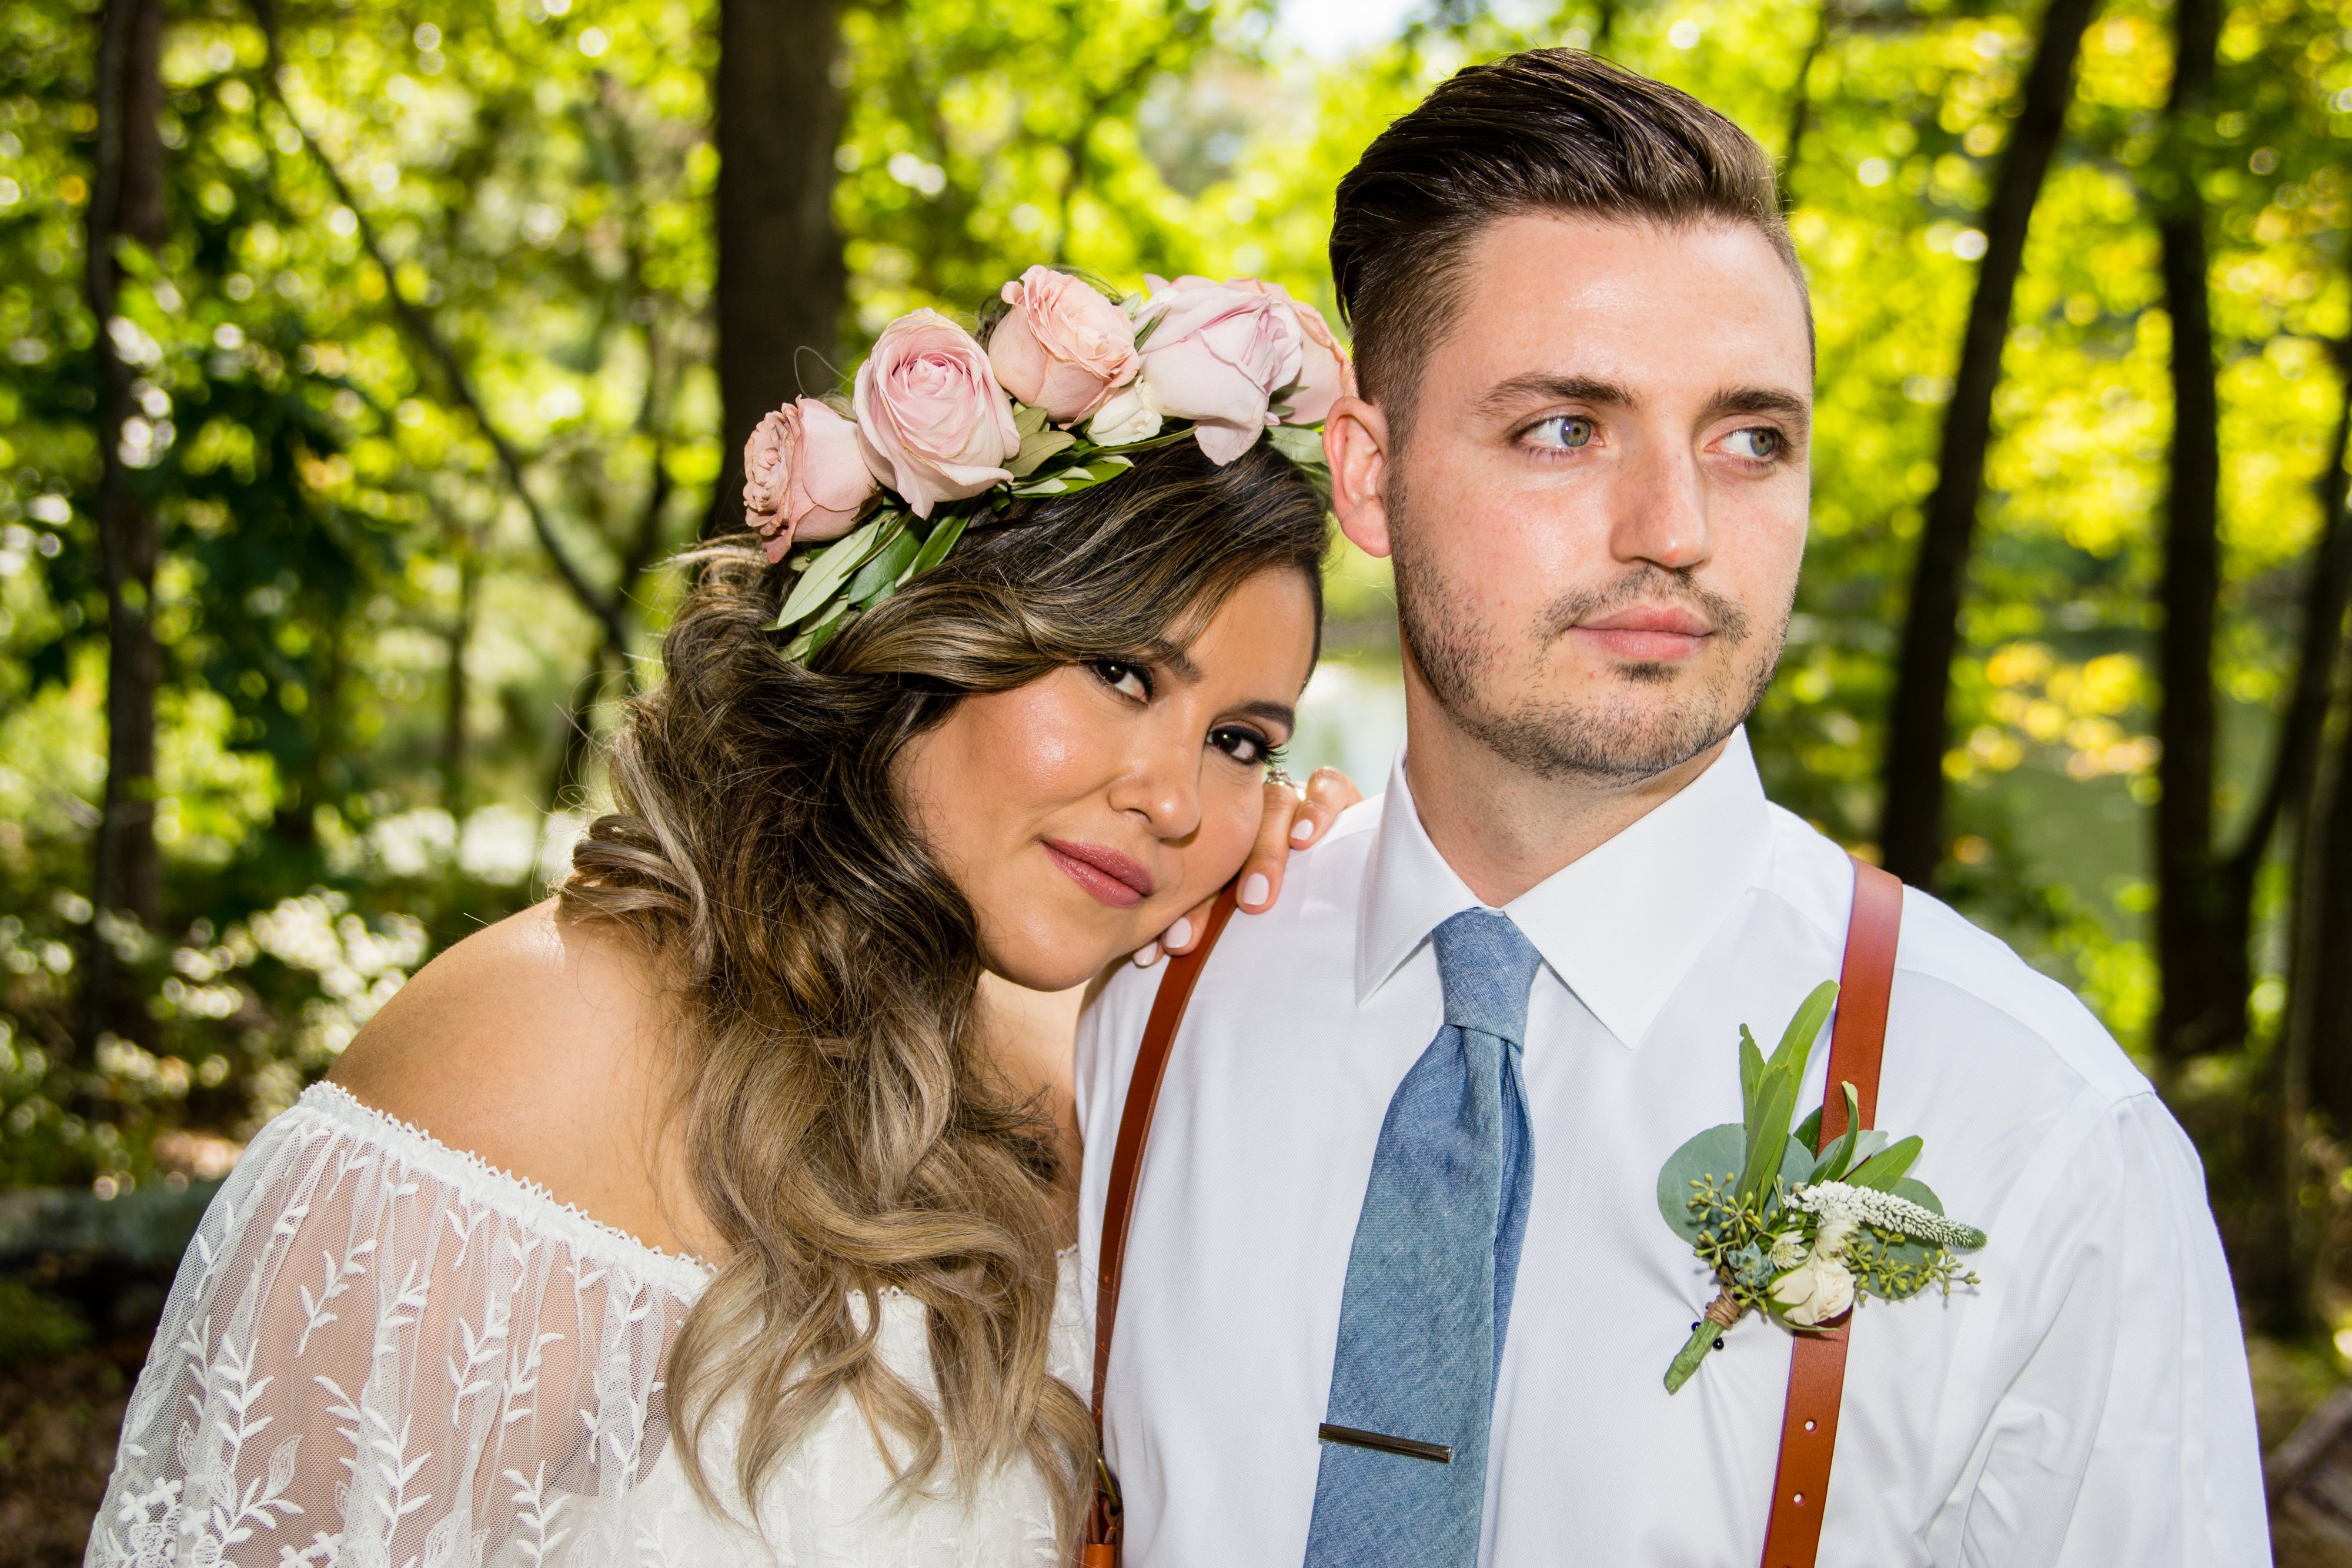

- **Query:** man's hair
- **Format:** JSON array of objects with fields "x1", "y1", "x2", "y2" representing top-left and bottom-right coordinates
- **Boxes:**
[{"x1": 1329, "y1": 49, "x2": 1806, "y2": 432}]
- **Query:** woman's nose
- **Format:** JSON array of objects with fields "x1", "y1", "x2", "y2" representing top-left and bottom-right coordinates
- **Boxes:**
[{"x1": 1107, "y1": 740, "x2": 1203, "y2": 841}]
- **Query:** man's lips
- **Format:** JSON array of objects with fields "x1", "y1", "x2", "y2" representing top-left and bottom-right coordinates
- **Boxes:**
[
  {"x1": 1569, "y1": 604, "x2": 1713, "y2": 662},
  {"x1": 1042, "y1": 839, "x2": 1156, "y2": 909}
]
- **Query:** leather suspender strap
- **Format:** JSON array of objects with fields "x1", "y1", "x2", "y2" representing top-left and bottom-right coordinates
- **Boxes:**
[
  {"x1": 1084, "y1": 881, "x2": 1242, "y2": 1566},
  {"x1": 1755, "y1": 857, "x2": 1905, "y2": 1568}
]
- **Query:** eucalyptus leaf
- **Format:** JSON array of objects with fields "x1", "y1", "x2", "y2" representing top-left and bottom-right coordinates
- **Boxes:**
[
  {"x1": 1007, "y1": 429, "x2": 1077, "y2": 479},
  {"x1": 1655, "y1": 1124, "x2": 1745, "y2": 1242},
  {"x1": 768, "y1": 516, "x2": 887, "y2": 632},
  {"x1": 1846, "y1": 1135, "x2": 1920, "y2": 1191}
]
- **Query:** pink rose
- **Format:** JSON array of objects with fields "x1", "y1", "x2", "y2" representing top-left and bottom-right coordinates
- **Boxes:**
[
  {"x1": 988, "y1": 266, "x2": 1140, "y2": 424},
  {"x1": 743, "y1": 397, "x2": 878, "y2": 561},
  {"x1": 1134, "y1": 275, "x2": 1305, "y2": 465},
  {"x1": 853, "y1": 309, "x2": 1021, "y2": 517},
  {"x1": 1233, "y1": 280, "x2": 1356, "y2": 426}
]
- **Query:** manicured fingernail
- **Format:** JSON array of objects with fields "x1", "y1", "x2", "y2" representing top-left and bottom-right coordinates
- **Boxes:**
[
  {"x1": 1167, "y1": 917, "x2": 1193, "y2": 950},
  {"x1": 1291, "y1": 817, "x2": 1315, "y2": 844},
  {"x1": 1132, "y1": 942, "x2": 1161, "y2": 967},
  {"x1": 1241, "y1": 872, "x2": 1271, "y2": 907}
]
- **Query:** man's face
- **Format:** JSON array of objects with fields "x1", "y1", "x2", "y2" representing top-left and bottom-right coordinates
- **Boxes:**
[{"x1": 1330, "y1": 212, "x2": 1813, "y2": 784}]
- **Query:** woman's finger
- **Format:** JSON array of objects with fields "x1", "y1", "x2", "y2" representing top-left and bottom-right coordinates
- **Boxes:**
[
  {"x1": 1284, "y1": 766, "x2": 1364, "y2": 852},
  {"x1": 1238, "y1": 774, "x2": 1309, "y2": 913},
  {"x1": 1136, "y1": 890, "x2": 1221, "y2": 964}
]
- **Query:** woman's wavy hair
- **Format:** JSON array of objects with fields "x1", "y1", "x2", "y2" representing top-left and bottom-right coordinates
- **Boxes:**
[{"x1": 559, "y1": 437, "x2": 1328, "y2": 1540}]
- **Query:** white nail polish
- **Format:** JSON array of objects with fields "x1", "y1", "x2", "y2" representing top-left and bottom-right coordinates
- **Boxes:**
[
  {"x1": 1167, "y1": 917, "x2": 1193, "y2": 950},
  {"x1": 1241, "y1": 872, "x2": 1271, "y2": 907},
  {"x1": 1291, "y1": 818, "x2": 1315, "y2": 844},
  {"x1": 1133, "y1": 943, "x2": 1161, "y2": 967}
]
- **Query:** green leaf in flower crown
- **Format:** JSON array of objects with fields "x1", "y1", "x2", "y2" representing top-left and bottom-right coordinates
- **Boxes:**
[
  {"x1": 904, "y1": 513, "x2": 968, "y2": 581},
  {"x1": 1845, "y1": 1134, "x2": 1923, "y2": 1192},
  {"x1": 1007, "y1": 429, "x2": 1078, "y2": 479},
  {"x1": 1012, "y1": 401, "x2": 1050, "y2": 439},
  {"x1": 1010, "y1": 454, "x2": 1133, "y2": 497},
  {"x1": 769, "y1": 514, "x2": 890, "y2": 631},
  {"x1": 1266, "y1": 423, "x2": 1326, "y2": 466},
  {"x1": 783, "y1": 597, "x2": 853, "y2": 661},
  {"x1": 848, "y1": 523, "x2": 923, "y2": 607}
]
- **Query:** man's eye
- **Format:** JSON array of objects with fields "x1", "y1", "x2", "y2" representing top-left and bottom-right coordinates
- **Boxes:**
[
  {"x1": 1093, "y1": 661, "x2": 1151, "y2": 703},
  {"x1": 1526, "y1": 415, "x2": 1595, "y2": 450},
  {"x1": 1725, "y1": 427, "x2": 1781, "y2": 461},
  {"x1": 1210, "y1": 727, "x2": 1272, "y2": 765}
]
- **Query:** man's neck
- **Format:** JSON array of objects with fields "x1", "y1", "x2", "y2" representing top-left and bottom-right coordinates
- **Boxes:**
[{"x1": 1398, "y1": 666, "x2": 1731, "y2": 908}]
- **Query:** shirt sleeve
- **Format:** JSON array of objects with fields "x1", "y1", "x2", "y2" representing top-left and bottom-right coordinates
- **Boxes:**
[{"x1": 1953, "y1": 1091, "x2": 2269, "y2": 1567}]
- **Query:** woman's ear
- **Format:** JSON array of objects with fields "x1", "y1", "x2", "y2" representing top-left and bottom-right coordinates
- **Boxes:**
[{"x1": 1325, "y1": 395, "x2": 1392, "y2": 560}]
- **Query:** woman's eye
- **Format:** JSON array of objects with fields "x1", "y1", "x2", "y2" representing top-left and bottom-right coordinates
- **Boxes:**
[
  {"x1": 1093, "y1": 660, "x2": 1151, "y2": 703},
  {"x1": 1526, "y1": 415, "x2": 1595, "y2": 451},
  {"x1": 1725, "y1": 427, "x2": 1781, "y2": 462},
  {"x1": 1210, "y1": 727, "x2": 1272, "y2": 766}
]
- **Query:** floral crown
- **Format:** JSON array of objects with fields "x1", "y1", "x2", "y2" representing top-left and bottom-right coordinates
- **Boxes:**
[{"x1": 742, "y1": 268, "x2": 1352, "y2": 661}]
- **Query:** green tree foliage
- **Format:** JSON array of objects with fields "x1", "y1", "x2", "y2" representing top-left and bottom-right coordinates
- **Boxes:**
[{"x1": 1, "y1": 0, "x2": 2348, "y2": 1338}]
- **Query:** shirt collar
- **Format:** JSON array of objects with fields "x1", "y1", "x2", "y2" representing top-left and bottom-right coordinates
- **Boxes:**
[{"x1": 1354, "y1": 727, "x2": 1774, "y2": 1049}]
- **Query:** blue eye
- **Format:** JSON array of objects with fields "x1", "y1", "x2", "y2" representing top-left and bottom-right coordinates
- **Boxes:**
[
  {"x1": 1528, "y1": 416, "x2": 1595, "y2": 450},
  {"x1": 1725, "y1": 428, "x2": 1781, "y2": 461}
]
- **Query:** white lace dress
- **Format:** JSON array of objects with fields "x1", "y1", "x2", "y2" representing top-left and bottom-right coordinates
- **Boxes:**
[{"x1": 87, "y1": 1082, "x2": 1088, "y2": 1568}]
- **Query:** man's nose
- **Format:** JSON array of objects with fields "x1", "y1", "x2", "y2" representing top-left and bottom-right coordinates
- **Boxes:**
[{"x1": 1610, "y1": 436, "x2": 1712, "y2": 573}]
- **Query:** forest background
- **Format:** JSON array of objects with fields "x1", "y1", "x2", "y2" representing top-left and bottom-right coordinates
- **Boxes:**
[{"x1": 1, "y1": 0, "x2": 2350, "y2": 1554}]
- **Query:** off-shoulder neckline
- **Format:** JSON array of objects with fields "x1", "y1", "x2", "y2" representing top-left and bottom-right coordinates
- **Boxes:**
[{"x1": 298, "y1": 1080, "x2": 719, "y2": 1291}]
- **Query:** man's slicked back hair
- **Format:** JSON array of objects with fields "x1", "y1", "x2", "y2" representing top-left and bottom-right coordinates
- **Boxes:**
[{"x1": 1329, "y1": 49, "x2": 1805, "y2": 433}]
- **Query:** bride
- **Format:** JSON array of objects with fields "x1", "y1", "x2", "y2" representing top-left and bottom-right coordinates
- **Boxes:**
[{"x1": 89, "y1": 269, "x2": 1357, "y2": 1567}]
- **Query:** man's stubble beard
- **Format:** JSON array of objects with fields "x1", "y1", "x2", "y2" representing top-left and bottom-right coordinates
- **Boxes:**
[{"x1": 1389, "y1": 480, "x2": 1790, "y2": 786}]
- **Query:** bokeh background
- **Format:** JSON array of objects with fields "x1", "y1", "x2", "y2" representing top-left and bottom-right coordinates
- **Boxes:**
[{"x1": 2, "y1": 0, "x2": 2350, "y2": 1557}]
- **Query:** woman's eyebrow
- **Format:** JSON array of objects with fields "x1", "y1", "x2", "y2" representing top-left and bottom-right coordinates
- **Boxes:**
[{"x1": 1235, "y1": 700, "x2": 1297, "y2": 731}]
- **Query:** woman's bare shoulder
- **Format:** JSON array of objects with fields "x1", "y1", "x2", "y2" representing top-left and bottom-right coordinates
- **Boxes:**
[{"x1": 330, "y1": 900, "x2": 701, "y2": 1251}]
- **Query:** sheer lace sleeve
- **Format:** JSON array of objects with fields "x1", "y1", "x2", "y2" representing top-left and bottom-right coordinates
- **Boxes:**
[{"x1": 88, "y1": 1083, "x2": 711, "y2": 1568}]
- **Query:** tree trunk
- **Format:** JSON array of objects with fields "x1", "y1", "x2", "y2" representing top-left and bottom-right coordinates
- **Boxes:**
[
  {"x1": 1877, "y1": 0, "x2": 2098, "y2": 887},
  {"x1": 2151, "y1": 0, "x2": 2229, "y2": 1065},
  {"x1": 707, "y1": 0, "x2": 847, "y2": 540},
  {"x1": 81, "y1": 0, "x2": 167, "y2": 1053}
]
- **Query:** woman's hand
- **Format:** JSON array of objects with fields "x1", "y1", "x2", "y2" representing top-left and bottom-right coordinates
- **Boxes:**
[{"x1": 1131, "y1": 766, "x2": 1365, "y2": 966}]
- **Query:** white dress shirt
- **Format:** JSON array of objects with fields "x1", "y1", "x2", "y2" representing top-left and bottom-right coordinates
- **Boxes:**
[{"x1": 1075, "y1": 730, "x2": 2267, "y2": 1567}]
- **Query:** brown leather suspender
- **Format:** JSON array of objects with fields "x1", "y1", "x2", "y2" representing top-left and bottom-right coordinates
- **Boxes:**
[
  {"x1": 1081, "y1": 857, "x2": 1903, "y2": 1568},
  {"x1": 1758, "y1": 857, "x2": 1904, "y2": 1568}
]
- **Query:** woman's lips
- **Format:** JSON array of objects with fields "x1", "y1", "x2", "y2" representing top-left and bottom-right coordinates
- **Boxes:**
[
  {"x1": 1042, "y1": 839, "x2": 1155, "y2": 909},
  {"x1": 1569, "y1": 605, "x2": 1712, "y2": 663}
]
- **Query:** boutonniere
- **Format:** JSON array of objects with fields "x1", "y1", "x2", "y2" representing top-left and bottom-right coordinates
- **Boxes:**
[{"x1": 1656, "y1": 981, "x2": 1987, "y2": 1393}]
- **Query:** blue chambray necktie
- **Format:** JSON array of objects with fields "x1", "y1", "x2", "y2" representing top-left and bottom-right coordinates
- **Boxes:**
[{"x1": 1304, "y1": 908, "x2": 1543, "y2": 1568}]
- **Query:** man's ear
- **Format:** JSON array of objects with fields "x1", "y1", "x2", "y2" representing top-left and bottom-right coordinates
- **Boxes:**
[{"x1": 1324, "y1": 394, "x2": 1392, "y2": 560}]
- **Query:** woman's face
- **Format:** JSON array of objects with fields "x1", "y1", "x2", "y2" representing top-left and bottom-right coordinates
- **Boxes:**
[{"x1": 897, "y1": 567, "x2": 1320, "y2": 992}]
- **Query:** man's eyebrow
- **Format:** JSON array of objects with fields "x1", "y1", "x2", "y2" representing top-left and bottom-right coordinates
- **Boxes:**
[
  {"x1": 1474, "y1": 372, "x2": 1638, "y2": 419},
  {"x1": 1703, "y1": 385, "x2": 1812, "y2": 433}
]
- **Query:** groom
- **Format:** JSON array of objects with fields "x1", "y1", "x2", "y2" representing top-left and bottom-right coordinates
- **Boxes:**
[{"x1": 1075, "y1": 48, "x2": 2266, "y2": 1567}]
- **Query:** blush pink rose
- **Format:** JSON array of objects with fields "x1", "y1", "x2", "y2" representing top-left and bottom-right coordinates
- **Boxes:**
[
  {"x1": 743, "y1": 397, "x2": 878, "y2": 561},
  {"x1": 853, "y1": 309, "x2": 1021, "y2": 517},
  {"x1": 987, "y1": 266, "x2": 1140, "y2": 423},
  {"x1": 1233, "y1": 279, "x2": 1356, "y2": 425},
  {"x1": 1134, "y1": 275, "x2": 1305, "y2": 465}
]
